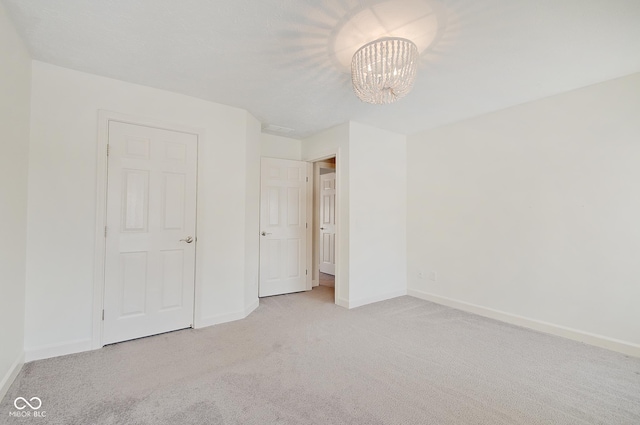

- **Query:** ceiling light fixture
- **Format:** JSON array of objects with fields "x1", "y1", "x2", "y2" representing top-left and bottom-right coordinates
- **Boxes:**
[{"x1": 351, "y1": 37, "x2": 419, "y2": 104}]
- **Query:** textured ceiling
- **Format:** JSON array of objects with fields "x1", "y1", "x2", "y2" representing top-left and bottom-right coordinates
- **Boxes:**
[{"x1": 4, "y1": 0, "x2": 640, "y2": 138}]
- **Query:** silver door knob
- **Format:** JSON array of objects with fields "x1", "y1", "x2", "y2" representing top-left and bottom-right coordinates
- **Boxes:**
[
  {"x1": 261, "y1": 231, "x2": 272, "y2": 236},
  {"x1": 180, "y1": 236, "x2": 194, "y2": 243}
]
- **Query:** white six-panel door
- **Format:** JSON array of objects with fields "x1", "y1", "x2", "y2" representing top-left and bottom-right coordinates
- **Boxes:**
[
  {"x1": 103, "y1": 121, "x2": 197, "y2": 344},
  {"x1": 319, "y1": 172, "x2": 336, "y2": 275},
  {"x1": 259, "y1": 158, "x2": 309, "y2": 297}
]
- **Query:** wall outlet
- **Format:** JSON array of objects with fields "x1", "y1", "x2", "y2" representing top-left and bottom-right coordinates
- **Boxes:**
[{"x1": 429, "y1": 271, "x2": 437, "y2": 282}]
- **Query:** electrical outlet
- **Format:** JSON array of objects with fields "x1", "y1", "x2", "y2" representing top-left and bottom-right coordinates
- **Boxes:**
[
  {"x1": 417, "y1": 271, "x2": 424, "y2": 279},
  {"x1": 429, "y1": 271, "x2": 437, "y2": 282}
]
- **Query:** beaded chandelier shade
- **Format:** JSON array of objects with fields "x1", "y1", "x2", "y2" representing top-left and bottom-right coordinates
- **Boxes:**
[{"x1": 351, "y1": 37, "x2": 419, "y2": 104}]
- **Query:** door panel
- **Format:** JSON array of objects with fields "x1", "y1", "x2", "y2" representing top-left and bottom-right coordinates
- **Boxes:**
[
  {"x1": 319, "y1": 172, "x2": 336, "y2": 275},
  {"x1": 160, "y1": 249, "x2": 185, "y2": 310},
  {"x1": 120, "y1": 252, "x2": 148, "y2": 316},
  {"x1": 123, "y1": 170, "x2": 149, "y2": 231},
  {"x1": 259, "y1": 158, "x2": 309, "y2": 297},
  {"x1": 163, "y1": 173, "x2": 186, "y2": 229},
  {"x1": 103, "y1": 121, "x2": 197, "y2": 345}
]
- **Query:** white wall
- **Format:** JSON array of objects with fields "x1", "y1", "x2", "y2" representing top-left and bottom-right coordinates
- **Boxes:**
[
  {"x1": 261, "y1": 133, "x2": 301, "y2": 160},
  {"x1": 348, "y1": 122, "x2": 407, "y2": 306},
  {"x1": 0, "y1": 2, "x2": 31, "y2": 398},
  {"x1": 25, "y1": 62, "x2": 261, "y2": 359},
  {"x1": 302, "y1": 122, "x2": 407, "y2": 308},
  {"x1": 407, "y1": 72, "x2": 640, "y2": 354}
]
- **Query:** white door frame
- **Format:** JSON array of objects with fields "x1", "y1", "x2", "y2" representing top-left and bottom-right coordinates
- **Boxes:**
[
  {"x1": 313, "y1": 161, "x2": 336, "y2": 285},
  {"x1": 92, "y1": 110, "x2": 205, "y2": 350},
  {"x1": 306, "y1": 149, "x2": 342, "y2": 305}
]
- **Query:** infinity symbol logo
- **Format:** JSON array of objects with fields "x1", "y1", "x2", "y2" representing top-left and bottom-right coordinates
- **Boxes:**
[{"x1": 14, "y1": 397, "x2": 42, "y2": 410}]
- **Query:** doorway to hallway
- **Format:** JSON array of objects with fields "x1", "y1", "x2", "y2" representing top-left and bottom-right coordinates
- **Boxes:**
[
  {"x1": 319, "y1": 272, "x2": 335, "y2": 287},
  {"x1": 312, "y1": 157, "x2": 336, "y2": 295}
]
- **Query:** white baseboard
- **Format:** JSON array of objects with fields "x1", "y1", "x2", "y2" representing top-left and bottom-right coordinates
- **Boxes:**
[
  {"x1": 346, "y1": 289, "x2": 407, "y2": 309},
  {"x1": 335, "y1": 297, "x2": 349, "y2": 309},
  {"x1": 244, "y1": 298, "x2": 259, "y2": 317},
  {"x1": 408, "y1": 289, "x2": 640, "y2": 358},
  {"x1": 25, "y1": 339, "x2": 93, "y2": 362},
  {"x1": 197, "y1": 299, "x2": 259, "y2": 329},
  {"x1": 23, "y1": 301, "x2": 262, "y2": 362},
  {"x1": 1, "y1": 352, "x2": 24, "y2": 402}
]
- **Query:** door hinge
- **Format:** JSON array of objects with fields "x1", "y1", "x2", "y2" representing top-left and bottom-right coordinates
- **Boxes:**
[
  {"x1": 306, "y1": 269, "x2": 308, "y2": 275},
  {"x1": 104, "y1": 226, "x2": 107, "y2": 237},
  {"x1": 106, "y1": 144, "x2": 110, "y2": 156},
  {"x1": 102, "y1": 310, "x2": 104, "y2": 321},
  {"x1": 306, "y1": 222, "x2": 308, "y2": 229},
  {"x1": 306, "y1": 177, "x2": 308, "y2": 182}
]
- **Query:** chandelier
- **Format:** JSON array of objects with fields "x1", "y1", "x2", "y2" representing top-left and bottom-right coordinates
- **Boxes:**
[{"x1": 351, "y1": 37, "x2": 419, "y2": 104}]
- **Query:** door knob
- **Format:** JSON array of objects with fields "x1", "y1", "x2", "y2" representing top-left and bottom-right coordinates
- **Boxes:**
[
  {"x1": 180, "y1": 236, "x2": 194, "y2": 243},
  {"x1": 261, "y1": 231, "x2": 272, "y2": 236},
  {"x1": 320, "y1": 227, "x2": 325, "y2": 230}
]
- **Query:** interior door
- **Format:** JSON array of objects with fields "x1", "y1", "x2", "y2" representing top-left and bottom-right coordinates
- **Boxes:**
[
  {"x1": 103, "y1": 121, "x2": 197, "y2": 345},
  {"x1": 259, "y1": 158, "x2": 309, "y2": 297},
  {"x1": 319, "y1": 172, "x2": 336, "y2": 275}
]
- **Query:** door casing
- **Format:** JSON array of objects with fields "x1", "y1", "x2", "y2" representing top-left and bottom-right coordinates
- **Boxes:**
[
  {"x1": 306, "y1": 150, "x2": 342, "y2": 305},
  {"x1": 313, "y1": 161, "x2": 336, "y2": 284},
  {"x1": 92, "y1": 110, "x2": 205, "y2": 349}
]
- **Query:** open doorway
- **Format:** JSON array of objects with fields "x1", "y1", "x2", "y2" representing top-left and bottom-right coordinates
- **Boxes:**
[{"x1": 312, "y1": 157, "x2": 336, "y2": 297}]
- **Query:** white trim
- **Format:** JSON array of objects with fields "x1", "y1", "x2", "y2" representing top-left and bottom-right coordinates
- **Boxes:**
[
  {"x1": 25, "y1": 304, "x2": 259, "y2": 363},
  {"x1": 92, "y1": 111, "x2": 109, "y2": 349},
  {"x1": 306, "y1": 162, "x2": 313, "y2": 290},
  {"x1": 306, "y1": 149, "x2": 338, "y2": 163},
  {"x1": 335, "y1": 297, "x2": 350, "y2": 309},
  {"x1": 0, "y1": 352, "x2": 24, "y2": 401},
  {"x1": 313, "y1": 161, "x2": 336, "y2": 287},
  {"x1": 196, "y1": 299, "x2": 259, "y2": 329},
  {"x1": 347, "y1": 289, "x2": 407, "y2": 309},
  {"x1": 333, "y1": 148, "x2": 343, "y2": 307},
  {"x1": 408, "y1": 289, "x2": 640, "y2": 358},
  {"x1": 93, "y1": 110, "x2": 205, "y2": 350},
  {"x1": 244, "y1": 299, "x2": 259, "y2": 318},
  {"x1": 25, "y1": 339, "x2": 93, "y2": 362},
  {"x1": 305, "y1": 149, "x2": 342, "y2": 307}
]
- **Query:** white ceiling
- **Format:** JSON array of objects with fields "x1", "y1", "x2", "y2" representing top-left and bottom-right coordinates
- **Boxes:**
[{"x1": 4, "y1": 0, "x2": 640, "y2": 138}]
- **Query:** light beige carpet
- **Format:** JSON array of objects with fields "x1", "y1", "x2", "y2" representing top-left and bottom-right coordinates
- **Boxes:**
[
  {"x1": 319, "y1": 272, "x2": 335, "y2": 287},
  {"x1": 2, "y1": 286, "x2": 639, "y2": 424}
]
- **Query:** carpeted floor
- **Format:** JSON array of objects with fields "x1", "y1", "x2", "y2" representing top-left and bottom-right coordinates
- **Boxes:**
[
  {"x1": 2, "y1": 286, "x2": 639, "y2": 424},
  {"x1": 319, "y1": 272, "x2": 335, "y2": 287}
]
